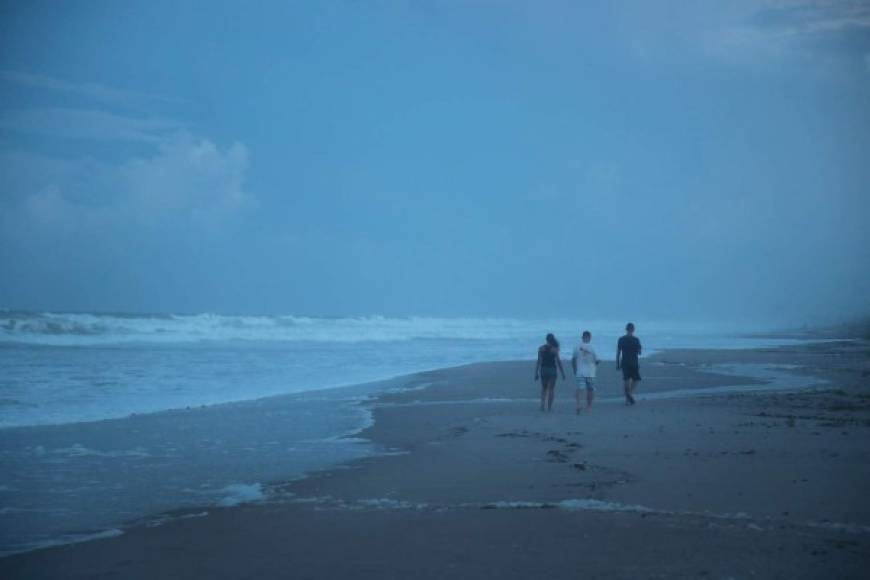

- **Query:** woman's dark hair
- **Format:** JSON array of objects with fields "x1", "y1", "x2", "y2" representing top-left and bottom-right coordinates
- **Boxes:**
[{"x1": 545, "y1": 333, "x2": 559, "y2": 349}]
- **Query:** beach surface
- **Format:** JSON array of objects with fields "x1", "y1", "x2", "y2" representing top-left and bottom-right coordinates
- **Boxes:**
[{"x1": 2, "y1": 339, "x2": 869, "y2": 579}]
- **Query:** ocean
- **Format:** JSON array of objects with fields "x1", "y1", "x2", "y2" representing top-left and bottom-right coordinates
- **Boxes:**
[{"x1": 0, "y1": 311, "x2": 808, "y2": 555}]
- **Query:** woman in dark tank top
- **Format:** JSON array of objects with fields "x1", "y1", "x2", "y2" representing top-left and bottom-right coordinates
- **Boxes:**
[{"x1": 535, "y1": 333, "x2": 565, "y2": 412}]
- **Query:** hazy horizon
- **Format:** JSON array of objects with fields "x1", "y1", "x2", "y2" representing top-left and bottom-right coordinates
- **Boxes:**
[
  {"x1": 2, "y1": 1, "x2": 869, "y2": 326},
  {"x1": 2, "y1": 309, "x2": 865, "y2": 335}
]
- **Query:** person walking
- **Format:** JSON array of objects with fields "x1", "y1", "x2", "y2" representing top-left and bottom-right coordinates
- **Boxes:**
[
  {"x1": 572, "y1": 330, "x2": 600, "y2": 413},
  {"x1": 616, "y1": 322, "x2": 642, "y2": 405},
  {"x1": 535, "y1": 333, "x2": 565, "y2": 412}
]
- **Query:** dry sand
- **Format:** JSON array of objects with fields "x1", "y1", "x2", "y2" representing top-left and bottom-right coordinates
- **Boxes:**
[{"x1": 2, "y1": 339, "x2": 869, "y2": 579}]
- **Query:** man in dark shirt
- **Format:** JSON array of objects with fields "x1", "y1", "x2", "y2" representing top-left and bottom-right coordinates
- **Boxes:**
[{"x1": 616, "y1": 322, "x2": 642, "y2": 405}]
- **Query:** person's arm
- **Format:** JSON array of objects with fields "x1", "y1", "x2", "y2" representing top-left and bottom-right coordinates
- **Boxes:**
[
  {"x1": 638, "y1": 340, "x2": 642, "y2": 357},
  {"x1": 571, "y1": 351, "x2": 578, "y2": 376},
  {"x1": 535, "y1": 349, "x2": 542, "y2": 380},
  {"x1": 556, "y1": 348, "x2": 566, "y2": 379},
  {"x1": 616, "y1": 344, "x2": 622, "y2": 369}
]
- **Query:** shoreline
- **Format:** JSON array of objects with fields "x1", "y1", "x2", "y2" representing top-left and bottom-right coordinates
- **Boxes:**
[
  {"x1": 0, "y1": 324, "x2": 843, "y2": 430},
  {"x1": 2, "y1": 338, "x2": 869, "y2": 578}
]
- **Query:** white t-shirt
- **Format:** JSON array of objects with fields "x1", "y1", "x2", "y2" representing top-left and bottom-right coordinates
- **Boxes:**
[{"x1": 573, "y1": 343, "x2": 598, "y2": 378}]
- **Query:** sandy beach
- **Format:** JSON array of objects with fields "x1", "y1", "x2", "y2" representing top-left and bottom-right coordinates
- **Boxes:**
[
  {"x1": 2, "y1": 338, "x2": 869, "y2": 579},
  {"x1": 5, "y1": 1, "x2": 869, "y2": 577}
]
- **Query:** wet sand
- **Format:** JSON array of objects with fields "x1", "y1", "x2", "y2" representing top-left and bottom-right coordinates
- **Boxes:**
[{"x1": 2, "y1": 339, "x2": 869, "y2": 579}]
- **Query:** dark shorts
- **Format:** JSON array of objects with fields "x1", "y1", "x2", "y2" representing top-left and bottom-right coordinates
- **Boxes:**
[
  {"x1": 621, "y1": 361, "x2": 641, "y2": 381},
  {"x1": 541, "y1": 366, "x2": 558, "y2": 383}
]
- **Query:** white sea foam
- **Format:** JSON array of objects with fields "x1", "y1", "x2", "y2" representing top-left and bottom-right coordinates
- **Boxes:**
[
  {"x1": 0, "y1": 528, "x2": 124, "y2": 558},
  {"x1": 356, "y1": 498, "x2": 428, "y2": 510},
  {"x1": 216, "y1": 483, "x2": 266, "y2": 507},
  {"x1": 558, "y1": 499, "x2": 656, "y2": 513},
  {"x1": 0, "y1": 507, "x2": 71, "y2": 515},
  {"x1": 482, "y1": 501, "x2": 553, "y2": 509},
  {"x1": 288, "y1": 495, "x2": 333, "y2": 505},
  {"x1": 807, "y1": 521, "x2": 870, "y2": 534},
  {"x1": 145, "y1": 511, "x2": 210, "y2": 528},
  {"x1": 47, "y1": 444, "x2": 151, "y2": 459},
  {"x1": 275, "y1": 495, "x2": 870, "y2": 537},
  {"x1": 375, "y1": 397, "x2": 520, "y2": 408},
  {"x1": 479, "y1": 498, "x2": 870, "y2": 537},
  {"x1": 0, "y1": 312, "x2": 556, "y2": 345},
  {"x1": 0, "y1": 311, "x2": 798, "y2": 347}
]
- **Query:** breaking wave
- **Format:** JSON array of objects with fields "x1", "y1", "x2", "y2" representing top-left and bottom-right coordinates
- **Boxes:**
[
  {"x1": 0, "y1": 311, "x2": 552, "y2": 346},
  {"x1": 0, "y1": 310, "x2": 768, "y2": 347}
]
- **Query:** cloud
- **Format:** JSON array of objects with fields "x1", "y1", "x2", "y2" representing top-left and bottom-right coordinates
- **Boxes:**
[
  {"x1": 753, "y1": 0, "x2": 870, "y2": 35},
  {"x1": 117, "y1": 135, "x2": 252, "y2": 224},
  {"x1": 714, "y1": 0, "x2": 870, "y2": 62},
  {"x1": 0, "y1": 70, "x2": 189, "y2": 143},
  {"x1": 0, "y1": 107, "x2": 182, "y2": 142},
  {"x1": 0, "y1": 70, "x2": 188, "y2": 106},
  {"x1": 0, "y1": 68, "x2": 249, "y2": 249},
  {"x1": 1, "y1": 134, "x2": 253, "y2": 238},
  {"x1": 20, "y1": 186, "x2": 86, "y2": 234}
]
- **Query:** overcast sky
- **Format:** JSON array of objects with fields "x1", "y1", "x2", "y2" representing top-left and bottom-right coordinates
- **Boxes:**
[{"x1": 1, "y1": 1, "x2": 868, "y2": 324}]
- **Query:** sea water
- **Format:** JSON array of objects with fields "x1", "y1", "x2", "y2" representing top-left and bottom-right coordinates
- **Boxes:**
[
  {"x1": 0, "y1": 312, "x2": 808, "y2": 428},
  {"x1": 0, "y1": 311, "x2": 810, "y2": 555}
]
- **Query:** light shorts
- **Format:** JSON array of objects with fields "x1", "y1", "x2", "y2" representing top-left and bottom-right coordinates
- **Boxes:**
[{"x1": 575, "y1": 376, "x2": 595, "y2": 390}]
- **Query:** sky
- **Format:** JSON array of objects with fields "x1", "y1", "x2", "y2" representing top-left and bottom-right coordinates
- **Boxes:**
[{"x1": 0, "y1": 0, "x2": 868, "y2": 324}]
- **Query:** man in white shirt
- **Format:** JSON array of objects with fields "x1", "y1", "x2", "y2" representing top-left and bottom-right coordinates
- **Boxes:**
[{"x1": 572, "y1": 330, "x2": 600, "y2": 413}]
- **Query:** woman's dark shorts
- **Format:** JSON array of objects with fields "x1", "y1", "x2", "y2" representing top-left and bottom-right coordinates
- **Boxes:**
[
  {"x1": 621, "y1": 361, "x2": 641, "y2": 381},
  {"x1": 541, "y1": 366, "x2": 558, "y2": 383}
]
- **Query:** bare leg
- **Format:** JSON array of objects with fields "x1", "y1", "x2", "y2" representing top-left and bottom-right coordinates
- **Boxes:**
[
  {"x1": 546, "y1": 379, "x2": 556, "y2": 411},
  {"x1": 623, "y1": 379, "x2": 632, "y2": 404},
  {"x1": 587, "y1": 388, "x2": 594, "y2": 409},
  {"x1": 546, "y1": 378, "x2": 556, "y2": 411},
  {"x1": 540, "y1": 384, "x2": 547, "y2": 411},
  {"x1": 575, "y1": 389, "x2": 581, "y2": 414}
]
